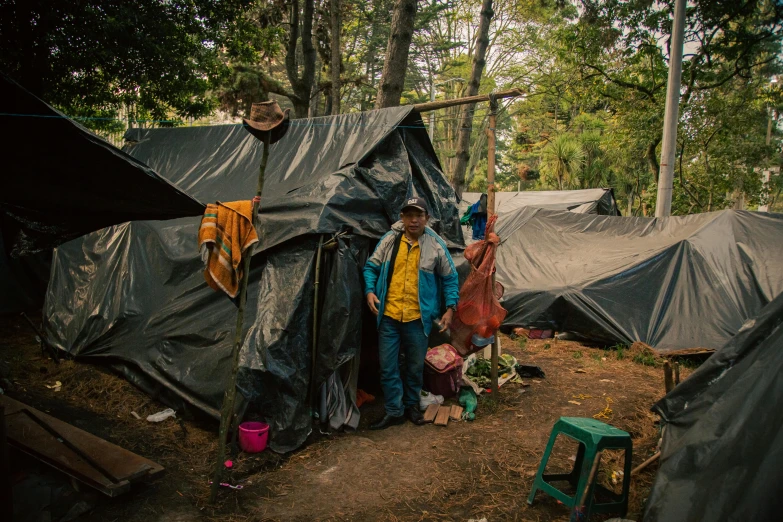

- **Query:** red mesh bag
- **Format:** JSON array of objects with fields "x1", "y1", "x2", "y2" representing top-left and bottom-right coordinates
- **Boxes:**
[{"x1": 450, "y1": 215, "x2": 507, "y2": 356}]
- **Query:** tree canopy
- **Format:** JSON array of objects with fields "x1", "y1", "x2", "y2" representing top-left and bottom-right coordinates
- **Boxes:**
[{"x1": 2, "y1": 0, "x2": 782, "y2": 214}]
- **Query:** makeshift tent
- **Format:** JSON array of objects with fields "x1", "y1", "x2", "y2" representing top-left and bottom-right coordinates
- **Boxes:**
[
  {"x1": 494, "y1": 207, "x2": 783, "y2": 352},
  {"x1": 42, "y1": 107, "x2": 463, "y2": 452},
  {"x1": 459, "y1": 188, "x2": 619, "y2": 216},
  {"x1": 644, "y1": 292, "x2": 783, "y2": 522},
  {"x1": 0, "y1": 73, "x2": 205, "y2": 313},
  {"x1": 0, "y1": 74, "x2": 205, "y2": 255}
]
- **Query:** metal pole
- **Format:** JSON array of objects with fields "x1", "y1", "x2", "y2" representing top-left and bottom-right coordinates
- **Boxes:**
[
  {"x1": 655, "y1": 0, "x2": 686, "y2": 218},
  {"x1": 209, "y1": 130, "x2": 270, "y2": 504},
  {"x1": 487, "y1": 95, "x2": 499, "y2": 395}
]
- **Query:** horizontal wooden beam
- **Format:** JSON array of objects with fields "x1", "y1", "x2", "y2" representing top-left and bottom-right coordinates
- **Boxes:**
[{"x1": 413, "y1": 87, "x2": 524, "y2": 113}]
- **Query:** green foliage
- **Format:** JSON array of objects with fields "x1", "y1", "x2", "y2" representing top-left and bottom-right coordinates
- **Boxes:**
[
  {"x1": 572, "y1": 350, "x2": 583, "y2": 359},
  {"x1": 8, "y1": 0, "x2": 780, "y2": 209},
  {"x1": 632, "y1": 351, "x2": 658, "y2": 367},
  {"x1": 517, "y1": 336, "x2": 528, "y2": 350},
  {"x1": 0, "y1": 0, "x2": 255, "y2": 130},
  {"x1": 539, "y1": 134, "x2": 586, "y2": 189}
]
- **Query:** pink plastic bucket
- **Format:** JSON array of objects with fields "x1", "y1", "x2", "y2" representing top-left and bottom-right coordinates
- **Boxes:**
[{"x1": 238, "y1": 421, "x2": 270, "y2": 453}]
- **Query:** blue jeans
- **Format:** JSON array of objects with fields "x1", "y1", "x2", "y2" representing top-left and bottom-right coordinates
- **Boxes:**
[{"x1": 378, "y1": 316, "x2": 429, "y2": 417}]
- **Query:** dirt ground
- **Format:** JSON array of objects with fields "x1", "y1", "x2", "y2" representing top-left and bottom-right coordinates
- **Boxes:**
[{"x1": 1, "y1": 314, "x2": 692, "y2": 522}]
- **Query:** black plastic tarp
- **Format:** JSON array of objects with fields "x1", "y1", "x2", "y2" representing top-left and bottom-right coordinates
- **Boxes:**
[
  {"x1": 494, "y1": 207, "x2": 783, "y2": 351},
  {"x1": 644, "y1": 292, "x2": 783, "y2": 522},
  {"x1": 43, "y1": 108, "x2": 462, "y2": 452},
  {"x1": 0, "y1": 73, "x2": 205, "y2": 258},
  {"x1": 123, "y1": 108, "x2": 462, "y2": 250},
  {"x1": 459, "y1": 188, "x2": 620, "y2": 216}
]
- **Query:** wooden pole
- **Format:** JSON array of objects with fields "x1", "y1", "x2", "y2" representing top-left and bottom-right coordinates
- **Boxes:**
[
  {"x1": 309, "y1": 235, "x2": 324, "y2": 412},
  {"x1": 631, "y1": 451, "x2": 661, "y2": 476},
  {"x1": 663, "y1": 360, "x2": 674, "y2": 393},
  {"x1": 209, "y1": 130, "x2": 270, "y2": 504},
  {"x1": 414, "y1": 87, "x2": 522, "y2": 113},
  {"x1": 487, "y1": 95, "x2": 499, "y2": 395}
]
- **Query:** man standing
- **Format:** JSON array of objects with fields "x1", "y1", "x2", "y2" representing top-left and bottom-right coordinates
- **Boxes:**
[{"x1": 363, "y1": 197, "x2": 460, "y2": 429}]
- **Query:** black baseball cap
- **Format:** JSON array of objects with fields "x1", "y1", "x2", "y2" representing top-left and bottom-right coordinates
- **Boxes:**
[{"x1": 401, "y1": 197, "x2": 429, "y2": 214}]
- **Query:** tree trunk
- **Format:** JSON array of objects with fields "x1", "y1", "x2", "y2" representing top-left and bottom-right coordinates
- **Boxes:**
[
  {"x1": 285, "y1": 0, "x2": 317, "y2": 118},
  {"x1": 330, "y1": 0, "x2": 341, "y2": 115},
  {"x1": 647, "y1": 137, "x2": 661, "y2": 181},
  {"x1": 375, "y1": 0, "x2": 418, "y2": 109},
  {"x1": 451, "y1": 0, "x2": 493, "y2": 199}
]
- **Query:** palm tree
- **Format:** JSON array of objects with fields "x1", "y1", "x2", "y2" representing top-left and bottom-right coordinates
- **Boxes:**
[{"x1": 540, "y1": 134, "x2": 585, "y2": 190}]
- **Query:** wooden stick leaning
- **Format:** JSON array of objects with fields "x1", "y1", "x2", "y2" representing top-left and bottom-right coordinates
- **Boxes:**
[
  {"x1": 487, "y1": 95, "x2": 500, "y2": 395},
  {"x1": 209, "y1": 129, "x2": 271, "y2": 504}
]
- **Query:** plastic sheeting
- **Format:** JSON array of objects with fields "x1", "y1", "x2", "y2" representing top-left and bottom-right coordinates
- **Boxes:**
[
  {"x1": 0, "y1": 73, "x2": 205, "y2": 257},
  {"x1": 494, "y1": 207, "x2": 783, "y2": 351},
  {"x1": 459, "y1": 188, "x2": 619, "y2": 216},
  {"x1": 43, "y1": 108, "x2": 462, "y2": 452},
  {"x1": 644, "y1": 292, "x2": 783, "y2": 522},
  {"x1": 124, "y1": 108, "x2": 462, "y2": 250}
]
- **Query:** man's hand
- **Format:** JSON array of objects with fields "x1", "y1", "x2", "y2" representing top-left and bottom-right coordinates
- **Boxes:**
[
  {"x1": 366, "y1": 292, "x2": 380, "y2": 315},
  {"x1": 439, "y1": 308, "x2": 454, "y2": 332}
]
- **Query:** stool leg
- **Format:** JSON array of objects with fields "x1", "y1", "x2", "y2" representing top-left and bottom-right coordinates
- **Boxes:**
[
  {"x1": 569, "y1": 441, "x2": 586, "y2": 487},
  {"x1": 620, "y1": 442, "x2": 633, "y2": 516},
  {"x1": 528, "y1": 427, "x2": 561, "y2": 505}
]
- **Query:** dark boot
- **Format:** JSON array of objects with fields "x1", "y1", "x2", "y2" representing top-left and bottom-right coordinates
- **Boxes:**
[
  {"x1": 369, "y1": 414, "x2": 405, "y2": 430},
  {"x1": 406, "y1": 407, "x2": 425, "y2": 425}
]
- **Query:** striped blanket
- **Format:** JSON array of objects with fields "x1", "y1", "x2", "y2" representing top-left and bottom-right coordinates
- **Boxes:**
[{"x1": 198, "y1": 201, "x2": 258, "y2": 297}]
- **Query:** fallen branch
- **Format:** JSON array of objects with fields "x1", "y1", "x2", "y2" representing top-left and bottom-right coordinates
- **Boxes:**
[{"x1": 632, "y1": 451, "x2": 661, "y2": 476}]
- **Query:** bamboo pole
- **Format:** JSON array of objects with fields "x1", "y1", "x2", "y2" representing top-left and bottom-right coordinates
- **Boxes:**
[
  {"x1": 209, "y1": 130, "x2": 270, "y2": 504},
  {"x1": 487, "y1": 95, "x2": 499, "y2": 395},
  {"x1": 413, "y1": 87, "x2": 523, "y2": 113}
]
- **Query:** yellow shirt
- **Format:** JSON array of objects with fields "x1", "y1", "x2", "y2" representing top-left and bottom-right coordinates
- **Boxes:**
[{"x1": 383, "y1": 234, "x2": 421, "y2": 322}]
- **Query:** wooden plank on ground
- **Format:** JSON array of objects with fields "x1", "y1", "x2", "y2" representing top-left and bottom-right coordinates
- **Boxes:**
[
  {"x1": 434, "y1": 406, "x2": 450, "y2": 426},
  {"x1": 423, "y1": 403, "x2": 439, "y2": 423},
  {"x1": 449, "y1": 405, "x2": 463, "y2": 421},
  {"x1": 0, "y1": 395, "x2": 163, "y2": 497}
]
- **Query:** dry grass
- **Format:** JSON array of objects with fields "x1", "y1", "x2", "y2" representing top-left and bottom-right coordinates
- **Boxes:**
[{"x1": 2, "y1": 315, "x2": 674, "y2": 522}]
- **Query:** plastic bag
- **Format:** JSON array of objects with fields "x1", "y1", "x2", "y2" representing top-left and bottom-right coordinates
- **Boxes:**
[
  {"x1": 450, "y1": 215, "x2": 507, "y2": 356},
  {"x1": 146, "y1": 408, "x2": 176, "y2": 422},
  {"x1": 419, "y1": 390, "x2": 444, "y2": 410}
]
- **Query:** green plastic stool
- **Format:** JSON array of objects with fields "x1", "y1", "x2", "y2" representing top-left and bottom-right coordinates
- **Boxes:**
[{"x1": 527, "y1": 417, "x2": 632, "y2": 521}]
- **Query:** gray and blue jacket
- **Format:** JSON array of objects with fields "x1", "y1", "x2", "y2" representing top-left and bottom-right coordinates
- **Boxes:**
[{"x1": 363, "y1": 221, "x2": 460, "y2": 336}]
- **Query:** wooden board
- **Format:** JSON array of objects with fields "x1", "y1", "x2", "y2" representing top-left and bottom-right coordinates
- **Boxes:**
[
  {"x1": 423, "y1": 404, "x2": 439, "y2": 423},
  {"x1": 449, "y1": 405, "x2": 463, "y2": 421},
  {"x1": 434, "y1": 406, "x2": 450, "y2": 426},
  {"x1": 1, "y1": 395, "x2": 164, "y2": 497}
]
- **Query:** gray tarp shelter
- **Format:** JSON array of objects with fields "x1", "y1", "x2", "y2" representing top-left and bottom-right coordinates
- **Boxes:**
[
  {"x1": 493, "y1": 207, "x2": 783, "y2": 351},
  {"x1": 42, "y1": 107, "x2": 463, "y2": 452},
  {"x1": 644, "y1": 292, "x2": 783, "y2": 521},
  {"x1": 0, "y1": 73, "x2": 205, "y2": 313},
  {"x1": 459, "y1": 188, "x2": 620, "y2": 216}
]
